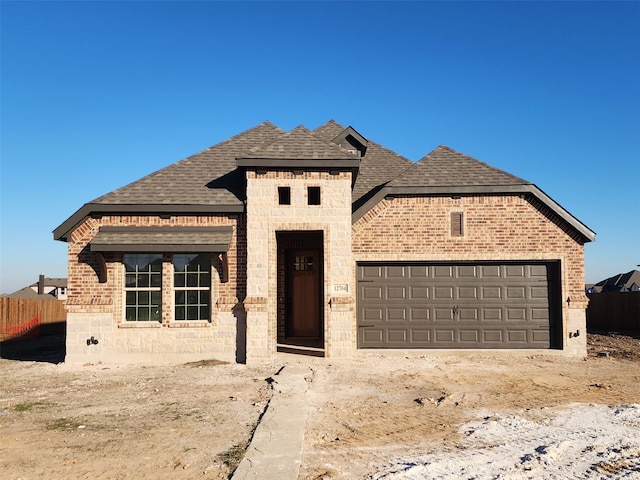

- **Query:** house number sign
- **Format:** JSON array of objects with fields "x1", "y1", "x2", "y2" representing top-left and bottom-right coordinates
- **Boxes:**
[{"x1": 332, "y1": 284, "x2": 349, "y2": 293}]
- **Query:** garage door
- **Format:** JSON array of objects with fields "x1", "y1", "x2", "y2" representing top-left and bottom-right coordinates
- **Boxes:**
[{"x1": 357, "y1": 262, "x2": 559, "y2": 349}]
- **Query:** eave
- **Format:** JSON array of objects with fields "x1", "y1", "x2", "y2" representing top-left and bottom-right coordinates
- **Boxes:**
[{"x1": 53, "y1": 203, "x2": 244, "y2": 242}]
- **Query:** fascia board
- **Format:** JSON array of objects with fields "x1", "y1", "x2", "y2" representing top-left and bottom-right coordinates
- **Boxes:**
[{"x1": 236, "y1": 158, "x2": 360, "y2": 168}]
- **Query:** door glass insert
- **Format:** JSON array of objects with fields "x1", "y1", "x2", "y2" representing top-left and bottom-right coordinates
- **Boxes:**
[{"x1": 294, "y1": 256, "x2": 314, "y2": 271}]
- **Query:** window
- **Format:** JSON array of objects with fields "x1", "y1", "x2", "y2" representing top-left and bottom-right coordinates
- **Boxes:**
[
  {"x1": 173, "y1": 253, "x2": 211, "y2": 321},
  {"x1": 307, "y1": 186, "x2": 321, "y2": 205},
  {"x1": 124, "y1": 253, "x2": 162, "y2": 321},
  {"x1": 278, "y1": 186, "x2": 291, "y2": 205},
  {"x1": 451, "y1": 212, "x2": 464, "y2": 237},
  {"x1": 293, "y1": 255, "x2": 314, "y2": 271}
]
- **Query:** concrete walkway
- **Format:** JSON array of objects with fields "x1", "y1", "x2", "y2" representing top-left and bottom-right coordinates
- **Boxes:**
[{"x1": 231, "y1": 364, "x2": 312, "y2": 480}]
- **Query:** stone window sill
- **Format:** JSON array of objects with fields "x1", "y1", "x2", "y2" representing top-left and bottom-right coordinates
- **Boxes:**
[
  {"x1": 167, "y1": 321, "x2": 211, "y2": 328},
  {"x1": 118, "y1": 322, "x2": 162, "y2": 329}
]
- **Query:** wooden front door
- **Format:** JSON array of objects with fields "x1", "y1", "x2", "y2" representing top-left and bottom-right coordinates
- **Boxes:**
[{"x1": 287, "y1": 249, "x2": 322, "y2": 339}]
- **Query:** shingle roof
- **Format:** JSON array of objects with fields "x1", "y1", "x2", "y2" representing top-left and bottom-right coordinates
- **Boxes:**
[
  {"x1": 54, "y1": 120, "x2": 595, "y2": 243},
  {"x1": 388, "y1": 145, "x2": 529, "y2": 188},
  {"x1": 240, "y1": 125, "x2": 357, "y2": 161},
  {"x1": 312, "y1": 120, "x2": 413, "y2": 206},
  {"x1": 594, "y1": 270, "x2": 640, "y2": 293},
  {"x1": 93, "y1": 121, "x2": 284, "y2": 206}
]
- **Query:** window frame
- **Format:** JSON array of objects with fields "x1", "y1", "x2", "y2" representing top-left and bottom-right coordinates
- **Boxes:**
[
  {"x1": 123, "y1": 253, "x2": 163, "y2": 322},
  {"x1": 172, "y1": 253, "x2": 212, "y2": 322}
]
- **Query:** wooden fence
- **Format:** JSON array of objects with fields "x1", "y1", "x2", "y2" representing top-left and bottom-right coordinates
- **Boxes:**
[
  {"x1": 587, "y1": 292, "x2": 640, "y2": 331},
  {"x1": 0, "y1": 298, "x2": 67, "y2": 342}
]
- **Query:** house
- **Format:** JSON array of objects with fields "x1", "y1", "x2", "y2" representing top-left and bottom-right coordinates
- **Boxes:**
[
  {"x1": 587, "y1": 270, "x2": 640, "y2": 294},
  {"x1": 5, "y1": 275, "x2": 68, "y2": 301},
  {"x1": 53, "y1": 120, "x2": 595, "y2": 364}
]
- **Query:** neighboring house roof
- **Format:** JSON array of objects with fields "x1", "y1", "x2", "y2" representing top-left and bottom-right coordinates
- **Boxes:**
[
  {"x1": 53, "y1": 120, "x2": 596, "y2": 243},
  {"x1": 29, "y1": 278, "x2": 67, "y2": 289},
  {"x1": 592, "y1": 270, "x2": 640, "y2": 293},
  {"x1": 5, "y1": 287, "x2": 58, "y2": 300}
]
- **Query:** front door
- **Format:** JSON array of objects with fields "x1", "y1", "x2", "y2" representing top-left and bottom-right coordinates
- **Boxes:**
[{"x1": 286, "y1": 249, "x2": 322, "y2": 340}]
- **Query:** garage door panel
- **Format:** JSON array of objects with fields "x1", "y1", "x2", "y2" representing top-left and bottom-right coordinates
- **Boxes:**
[
  {"x1": 506, "y1": 308, "x2": 526, "y2": 321},
  {"x1": 434, "y1": 308, "x2": 454, "y2": 321},
  {"x1": 506, "y1": 265, "x2": 526, "y2": 277},
  {"x1": 387, "y1": 329, "x2": 408, "y2": 342},
  {"x1": 410, "y1": 286, "x2": 430, "y2": 299},
  {"x1": 458, "y1": 286, "x2": 478, "y2": 299},
  {"x1": 411, "y1": 329, "x2": 431, "y2": 342},
  {"x1": 458, "y1": 265, "x2": 478, "y2": 277},
  {"x1": 507, "y1": 330, "x2": 528, "y2": 343},
  {"x1": 410, "y1": 308, "x2": 429, "y2": 321},
  {"x1": 482, "y1": 286, "x2": 502, "y2": 299},
  {"x1": 409, "y1": 266, "x2": 429, "y2": 278},
  {"x1": 434, "y1": 286, "x2": 454, "y2": 299},
  {"x1": 481, "y1": 265, "x2": 501, "y2": 277},
  {"x1": 358, "y1": 262, "x2": 556, "y2": 349},
  {"x1": 459, "y1": 308, "x2": 478, "y2": 321},
  {"x1": 387, "y1": 308, "x2": 407, "y2": 321},
  {"x1": 362, "y1": 308, "x2": 382, "y2": 321},
  {"x1": 386, "y1": 286, "x2": 407, "y2": 299},
  {"x1": 506, "y1": 286, "x2": 526, "y2": 299},
  {"x1": 435, "y1": 329, "x2": 455, "y2": 342},
  {"x1": 360, "y1": 266, "x2": 383, "y2": 280},
  {"x1": 362, "y1": 329, "x2": 384, "y2": 344},
  {"x1": 362, "y1": 286, "x2": 383, "y2": 299},
  {"x1": 387, "y1": 266, "x2": 406, "y2": 278},
  {"x1": 483, "y1": 330, "x2": 503, "y2": 342},
  {"x1": 482, "y1": 308, "x2": 502, "y2": 321},
  {"x1": 434, "y1": 266, "x2": 454, "y2": 278}
]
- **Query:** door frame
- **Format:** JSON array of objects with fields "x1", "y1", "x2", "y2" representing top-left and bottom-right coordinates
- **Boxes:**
[{"x1": 276, "y1": 231, "x2": 324, "y2": 350}]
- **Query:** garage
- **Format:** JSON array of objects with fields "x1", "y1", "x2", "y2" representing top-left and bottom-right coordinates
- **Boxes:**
[{"x1": 357, "y1": 262, "x2": 560, "y2": 349}]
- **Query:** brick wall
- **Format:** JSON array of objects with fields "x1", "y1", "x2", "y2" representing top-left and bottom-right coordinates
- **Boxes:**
[
  {"x1": 65, "y1": 214, "x2": 245, "y2": 363},
  {"x1": 352, "y1": 194, "x2": 589, "y2": 353}
]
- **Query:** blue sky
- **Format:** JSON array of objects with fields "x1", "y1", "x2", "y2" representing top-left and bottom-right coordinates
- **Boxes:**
[{"x1": 1, "y1": 1, "x2": 638, "y2": 294}]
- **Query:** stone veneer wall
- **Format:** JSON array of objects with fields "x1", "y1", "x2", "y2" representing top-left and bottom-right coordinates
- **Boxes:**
[
  {"x1": 244, "y1": 170, "x2": 354, "y2": 361},
  {"x1": 65, "y1": 214, "x2": 245, "y2": 364},
  {"x1": 352, "y1": 195, "x2": 589, "y2": 355}
]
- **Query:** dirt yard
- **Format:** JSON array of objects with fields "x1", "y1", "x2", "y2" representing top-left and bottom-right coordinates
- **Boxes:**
[{"x1": 1, "y1": 331, "x2": 639, "y2": 479}]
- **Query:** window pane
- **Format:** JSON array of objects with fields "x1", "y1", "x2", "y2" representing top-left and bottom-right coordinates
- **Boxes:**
[
  {"x1": 187, "y1": 306, "x2": 198, "y2": 320},
  {"x1": 139, "y1": 291, "x2": 149, "y2": 305},
  {"x1": 175, "y1": 273, "x2": 185, "y2": 288},
  {"x1": 200, "y1": 272, "x2": 210, "y2": 287},
  {"x1": 126, "y1": 307, "x2": 137, "y2": 321},
  {"x1": 186, "y1": 272, "x2": 198, "y2": 287},
  {"x1": 176, "y1": 306, "x2": 185, "y2": 321},
  {"x1": 138, "y1": 307, "x2": 149, "y2": 321},
  {"x1": 150, "y1": 307, "x2": 161, "y2": 322},
  {"x1": 175, "y1": 291, "x2": 185, "y2": 305},
  {"x1": 187, "y1": 290, "x2": 199, "y2": 304},
  {"x1": 150, "y1": 272, "x2": 161, "y2": 288}
]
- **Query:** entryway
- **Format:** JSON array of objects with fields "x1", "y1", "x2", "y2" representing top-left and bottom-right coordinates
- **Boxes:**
[{"x1": 276, "y1": 231, "x2": 324, "y2": 355}]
